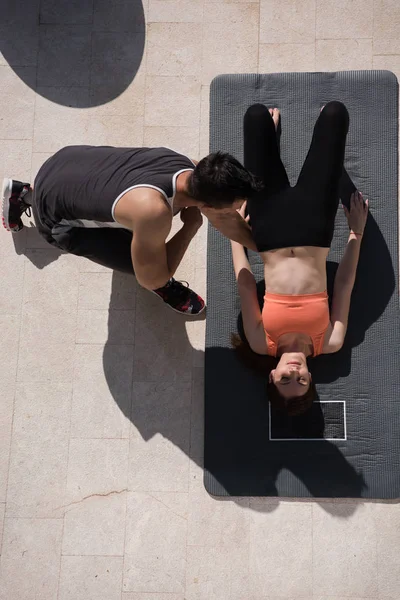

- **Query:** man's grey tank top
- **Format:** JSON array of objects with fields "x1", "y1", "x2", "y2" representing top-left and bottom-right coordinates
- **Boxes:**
[{"x1": 33, "y1": 145, "x2": 195, "y2": 234}]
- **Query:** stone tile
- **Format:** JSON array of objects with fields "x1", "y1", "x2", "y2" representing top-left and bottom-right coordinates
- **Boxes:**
[
  {"x1": 90, "y1": 69, "x2": 146, "y2": 116},
  {"x1": 25, "y1": 225, "x2": 54, "y2": 249},
  {"x1": 0, "y1": 518, "x2": 63, "y2": 600},
  {"x1": 62, "y1": 493, "x2": 126, "y2": 555},
  {"x1": 123, "y1": 492, "x2": 188, "y2": 593},
  {"x1": 0, "y1": 316, "x2": 19, "y2": 502},
  {"x1": 87, "y1": 114, "x2": 144, "y2": 147},
  {"x1": 17, "y1": 338, "x2": 75, "y2": 384},
  {"x1": 59, "y1": 556, "x2": 124, "y2": 600},
  {"x1": 6, "y1": 382, "x2": 71, "y2": 518},
  {"x1": 185, "y1": 545, "x2": 250, "y2": 600},
  {"x1": 195, "y1": 218, "x2": 208, "y2": 269},
  {"x1": 23, "y1": 250, "x2": 80, "y2": 313},
  {"x1": 260, "y1": 0, "x2": 315, "y2": 45},
  {"x1": 0, "y1": 503, "x2": 4, "y2": 551},
  {"x1": 188, "y1": 463, "x2": 249, "y2": 546},
  {"x1": 93, "y1": 0, "x2": 147, "y2": 31},
  {"x1": 76, "y1": 309, "x2": 135, "y2": 344},
  {"x1": 123, "y1": 595, "x2": 184, "y2": 600},
  {"x1": 373, "y1": 55, "x2": 400, "y2": 81},
  {"x1": 148, "y1": 0, "x2": 203, "y2": 22},
  {"x1": 132, "y1": 288, "x2": 193, "y2": 382},
  {"x1": 91, "y1": 32, "x2": 145, "y2": 88},
  {"x1": 31, "y1": 152, "x2": 53, "y2": 183},
  {"x1": 189, "y1": 366, "x2": 204, "y2": 460},
  {"x1": 373, "y1": 503, "x2": 400, "y2": 598},
  {"x1": 199, "y1": 85, "x2": 210, "y2": 158},
  {"x1": 0, "y1": 389, "x2": 14, "y2": 504},
  {"x1": 316, "y1": 0, "x2": 373, "y2": 39},
  {"x1": 259, "y1": 43, "x2": 316, "y2": 72},
  {"x1": 38, "y1": 25, "x2": 91, "y2": 87},
  {"x1": 374, "y1": 0, "x2": 400, "y2": 44},
  {"x1": 373, "y1": 39, "x2": 400, "y2": 54},
  {"x1": 33, "y1": 88, "x2": 91, "y2": 152},
  {"x1": 40, "y1": 0, "x2": 94, "y2": 24},
  {"x1": 78, "y1": 271, "x2": 136, "y2": 311},
  {"x1": 0, "y1": 247, "x2": 25, "y2": 315},
  {"x1": 316, "y1": 39, "x2": 373, "y2": 70},
  {"x1": 129, "y1": 381, "x2": 191, "y2": 492},
  {"x1": 0, "y1": 139, "x2": 32, "y2": 182},
  {"x1": 66, "y1": 438, "x2": 128, "y2": 503},
  {"x1": 312, "y1": 503, "x2": 378, "y2": 597},
  {"x1": 144, "y1": 126, "x2": 200, "y2": 159},
  {"x1": 20, "y1": 303, "x2": 77, "y2": 345},
  {"x1": 0, "y1": 26, "x2": 39, "y2": 67},
  {"x1": 147, "y1": 23, "x2": 202, "y2": 77},
  {"x1": 185, "y1": 267, "x2": 206, "y2": 367},
  {"x1": 78, "y1": 272, "x2": 113, "y2": 309},
  {"x1": 0, "y1": 314, "x2": 19, "y2": 388},
  {"x1": 249, "y1": 501, "x2": 312, "y2": 597},
  {"x1": 313, "y1": 597, "x2": 371, "y2": 600},
  {"x1": 78, "y1": 258, "x2": 113, "y2": 273},
  {"x1": 145, "y1": 76, "x2": 201, "y2": 127},
  {"x1": 18, "y1": 257, "x2": 78, "y2": 382},
  {"x1": 202, "y1": 3, "x2": 259, "y2": 85},
  {"x1": 0, "y1": 66, "x2": 36, "y2": 139},
  {"x1": 71, "y1": 344, "x2": 132, "y2": 438}
]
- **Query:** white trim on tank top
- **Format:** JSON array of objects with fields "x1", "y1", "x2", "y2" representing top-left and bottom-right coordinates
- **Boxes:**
[{"x1": 111, "y1": 167, "x2": 194, "y2": 224}]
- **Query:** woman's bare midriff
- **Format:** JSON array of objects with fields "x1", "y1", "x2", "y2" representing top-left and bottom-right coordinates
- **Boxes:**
[{"x1": 261, "y1": 246, "x2": 329, "y2": 295}]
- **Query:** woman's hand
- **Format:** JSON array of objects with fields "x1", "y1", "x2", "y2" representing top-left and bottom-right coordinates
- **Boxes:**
[{"x1": 343, "y1": 191, "x2": 369, "y2": 235}]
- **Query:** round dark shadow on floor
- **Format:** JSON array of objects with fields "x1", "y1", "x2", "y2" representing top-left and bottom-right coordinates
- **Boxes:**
[{"x1": 1, "y1": 0, "x2": 146, "y2": 108}]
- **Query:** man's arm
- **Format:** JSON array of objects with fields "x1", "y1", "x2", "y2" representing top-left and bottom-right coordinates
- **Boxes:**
[
  {"x1": 115, "y1": 189, "x2": 201, "y2": 290},
  {"x1": 202, "y1": 207, "x2": 257, "y2": 251}
]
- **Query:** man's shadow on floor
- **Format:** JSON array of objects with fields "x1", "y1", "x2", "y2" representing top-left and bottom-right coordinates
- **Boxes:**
[{"x1": 101, "y1": 264, "x2": 394, "y2": 516}]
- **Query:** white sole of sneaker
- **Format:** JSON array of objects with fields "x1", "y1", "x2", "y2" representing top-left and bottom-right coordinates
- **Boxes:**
[
  {"x1": 1, "y1": 177, "x2": 13, "y2": 232},
  {"x1": 149, "y1": 289, "x2": 206, "y2": 316}
]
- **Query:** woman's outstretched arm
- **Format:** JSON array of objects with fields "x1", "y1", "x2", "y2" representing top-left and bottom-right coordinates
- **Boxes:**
[
  {"x1": 231, "y1": 203, "x2": 268, "y2": 355},
  {"x1": 324, "y1": 191, "x2": 368, "y2": 353}
]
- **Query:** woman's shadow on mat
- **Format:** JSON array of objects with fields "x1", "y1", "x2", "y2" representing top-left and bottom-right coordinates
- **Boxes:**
[{"x1": 102, "y1": 270, "x2": 378, "y2": 516}]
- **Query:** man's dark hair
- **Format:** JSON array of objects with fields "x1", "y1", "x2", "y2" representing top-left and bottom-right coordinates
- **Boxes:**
[{"x1": 188, "y1": 151, "x2": 263, "y2": 208}]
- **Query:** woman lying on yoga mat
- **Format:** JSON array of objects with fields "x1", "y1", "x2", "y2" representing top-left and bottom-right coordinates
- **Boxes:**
[{"x1": 231, "y1": 101, "x2": 369, "y2": 417}]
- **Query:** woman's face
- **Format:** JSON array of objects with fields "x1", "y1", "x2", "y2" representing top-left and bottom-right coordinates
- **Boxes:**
[{"x1": 270, "y1": 353, "x2": 311, "y2": 399}]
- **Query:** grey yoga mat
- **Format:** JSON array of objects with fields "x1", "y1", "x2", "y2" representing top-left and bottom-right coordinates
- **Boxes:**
[{"x1": 204, "y1": 71, "x2": 399, "y2": 498}]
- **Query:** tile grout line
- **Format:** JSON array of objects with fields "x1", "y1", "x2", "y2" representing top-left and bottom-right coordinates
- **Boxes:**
[
  {"x1": 311, "y1": 503, "x2": 315, "y2": 598},
  {"x1": 57, "y1": 232, "x2": 83, "y2": 599},
  {"x1": 121, "y1": 279, "x2": 139, "y2": 593}
]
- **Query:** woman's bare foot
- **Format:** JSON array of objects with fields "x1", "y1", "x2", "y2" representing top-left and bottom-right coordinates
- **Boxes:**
[{"x1": 269, "y1": 107, "x2": 280, "y2": 131}]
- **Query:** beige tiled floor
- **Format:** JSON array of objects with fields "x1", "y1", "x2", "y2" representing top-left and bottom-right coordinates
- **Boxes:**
[{"x1": 0, "y1": 1, "x2": 400, "y2": 599}]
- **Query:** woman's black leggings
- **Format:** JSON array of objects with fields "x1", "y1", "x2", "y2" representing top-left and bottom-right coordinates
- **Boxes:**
[{"x1": 244, "y1": 101, "x2": 354, "y2": 252}]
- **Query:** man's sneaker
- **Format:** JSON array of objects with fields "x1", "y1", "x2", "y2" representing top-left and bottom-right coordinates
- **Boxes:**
[
  {"x1": 2, "y1": 178, "x2": 32, "y2": 232},
  {"x1": 152, "y1": 278, "x2": 205, "y2": 315}
]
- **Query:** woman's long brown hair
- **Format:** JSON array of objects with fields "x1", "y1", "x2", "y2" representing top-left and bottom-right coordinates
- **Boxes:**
[{"x1": 231, "y1": 332, "x2": 315, "y2": 417}]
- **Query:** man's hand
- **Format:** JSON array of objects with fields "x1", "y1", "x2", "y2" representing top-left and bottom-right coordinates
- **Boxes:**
[
  {"x1": 202, "y1": 204, "x2": 256, "y2": 251},
  {"x1": 237, "y1": 200, "x2": 250, "y2": 224},
  {"x1": 180, "y1": 206, "x2": 203, "y2": 233}
]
